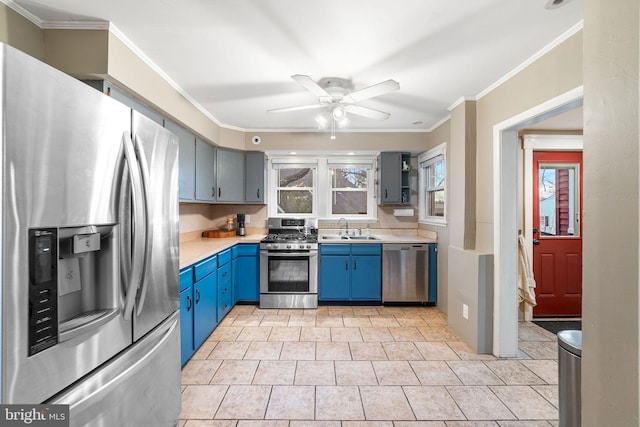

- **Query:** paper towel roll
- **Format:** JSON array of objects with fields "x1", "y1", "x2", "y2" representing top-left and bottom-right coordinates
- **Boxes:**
[{"x1": 393, "y1": 208, "x2": 414, "y2": 217}]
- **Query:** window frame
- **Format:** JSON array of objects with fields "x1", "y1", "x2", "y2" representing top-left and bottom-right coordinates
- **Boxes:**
[
  {"x1": 268, "y1": 158, "x2": 318, "y2": 218},
  {"x1": 326, "y1": 159, "x2": 376, "y2": 220},
  {"x1": 418, "y1": 143, "x2": 447, "y2": 225},
  {"x1": 267, "y1": 155, "x2": 377, "y2": 221}
]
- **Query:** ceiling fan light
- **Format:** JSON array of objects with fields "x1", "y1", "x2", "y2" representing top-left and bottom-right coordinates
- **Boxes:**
[{"x1": 332, "y1": 106, "x2": 346, "y2": 121}]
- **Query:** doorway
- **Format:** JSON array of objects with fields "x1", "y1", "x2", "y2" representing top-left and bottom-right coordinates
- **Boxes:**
[
  {"x1": 492, "y1": 87, "x2": 583, "y2": 357},
  {"x1": 532, "y1": 151, "x2": 583, "y2": 316}
]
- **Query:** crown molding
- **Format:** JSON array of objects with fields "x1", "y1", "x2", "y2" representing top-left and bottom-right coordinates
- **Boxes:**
[
  {"x1": 426, "y1": 114, "x2": 451, "y2": 132},
  {"x1": 40, "y1": 20, "x2": 109, "y2": 30},
  {"x1": 476, "y1": 20, "x2": 584, "y2": 100},
  {"x1": 1, "y1": 0, "x2": 43, "y2": 26}
]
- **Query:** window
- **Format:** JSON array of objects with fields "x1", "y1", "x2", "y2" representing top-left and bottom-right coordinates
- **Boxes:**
[
  {"x1": 268, "y1": 156, "x2": 376, "y2": 219},
  {"x1": 419, "y1": 144, "x2": 446, "y2": 224},
  {"x1": 271, "y1": 162, "x2": 317, "y2": 216},
  {"x1": 328, "y1": 162, "x2": 372, "y2": 217},
  {"x1": 330, "y1": 167, "x2": 368, "y2": 215}
]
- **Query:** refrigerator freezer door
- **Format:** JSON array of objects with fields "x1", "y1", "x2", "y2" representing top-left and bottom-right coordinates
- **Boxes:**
[
  {"x1": 131, "y1": 111, "x2": 180, "y2": 341},
  {"x1": 1, "y1": 43, "x2": 132, "y2": 404},
  {"x1": 48, "y1": 311, "x2": 181, "y2": 427}
]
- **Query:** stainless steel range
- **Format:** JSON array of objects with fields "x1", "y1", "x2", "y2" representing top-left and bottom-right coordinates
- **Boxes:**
[{"x1": 260, "y1": 218, "x2": 318, "y2": 309}]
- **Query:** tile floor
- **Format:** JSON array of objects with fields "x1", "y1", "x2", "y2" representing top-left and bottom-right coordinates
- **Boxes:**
[{"x1": 179, "y1": 305, "x2": 560, "y2": 427}]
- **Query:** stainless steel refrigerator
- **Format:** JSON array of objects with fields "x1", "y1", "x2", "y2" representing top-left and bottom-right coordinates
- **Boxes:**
[{"x1": 0, "y1": 43, "x2": 181, "y2": 425}]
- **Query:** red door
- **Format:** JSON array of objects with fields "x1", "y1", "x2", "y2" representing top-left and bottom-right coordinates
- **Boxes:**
[{"x1": 532, "y1": 151, "x2": 582, "y2": 316}]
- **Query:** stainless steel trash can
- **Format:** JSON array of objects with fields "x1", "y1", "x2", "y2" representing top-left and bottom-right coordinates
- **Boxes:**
[{"x1": 558, "y1": 330, "x2": 582, "y2": 427}]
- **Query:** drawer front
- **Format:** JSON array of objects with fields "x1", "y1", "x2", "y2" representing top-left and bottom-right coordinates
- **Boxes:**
[
  {"x1": 194, "y1": 255, "x2": 217, "y2": 282},
  {"x1": 217, "y1": 282, "x2": 233, "y2": 321},
  {"x1": 233, "y1": 243, "x2": 259, "y2": 257},
  {"x1": 319, "y1": 244, "x2": 350, "y2": 255},
  {"x1": 350, "y1": 244, "x2": 382, "y2": 255},
  {"x1": 179, "y1": 267, "x2": 194, "y2": 291},
  {"x1": 217, "y1": 248, "x2": 231, "y2": 267},
  {"x1": 218, "y1": 263, "x2": 232, "y2": 286},
  {"x1": 217, "y1": 261, "x2": 233, "y2": 321}
]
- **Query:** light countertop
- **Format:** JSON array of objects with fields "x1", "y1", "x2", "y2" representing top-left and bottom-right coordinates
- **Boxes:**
[
  {"x1": 317, "y1": 232, "x2": 436, "y2": 245},
  {"x1": 179, "y1": 232, "x2": 437, "y2": 269},
  {"x1": 180, "y1": 234, "x2": 264, "y2": 269}
]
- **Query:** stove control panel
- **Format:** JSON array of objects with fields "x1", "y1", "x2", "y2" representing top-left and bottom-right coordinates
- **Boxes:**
[{"x1": 261, "y1": 242, "x2": 318, "y2": 251}]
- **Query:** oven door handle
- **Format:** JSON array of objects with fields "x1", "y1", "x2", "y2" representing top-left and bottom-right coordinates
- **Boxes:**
[{"x1": 261, "y1": 251, "x2": 318, "y2": 258}]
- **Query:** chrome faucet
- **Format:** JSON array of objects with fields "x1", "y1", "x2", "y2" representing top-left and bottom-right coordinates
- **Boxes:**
[{"x1": 338, "y1": 217, "x2": 349, "y2": 236}]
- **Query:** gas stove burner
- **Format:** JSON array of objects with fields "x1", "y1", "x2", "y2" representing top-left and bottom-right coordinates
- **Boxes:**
[{"x1": 262, "y1": 233, "x2": 318, "y2": 244}]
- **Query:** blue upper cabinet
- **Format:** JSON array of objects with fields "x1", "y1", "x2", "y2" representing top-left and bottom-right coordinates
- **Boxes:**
[
  {"x1": 245, "y1": 152, "x2": 266, "y2": 204},
  {"x1": 195, "y1": 138, "x2": 216, "y2": 202},
  {"x1": 216, "y1": 148, "x2": 245, "y2": 203},
  {"x1": 165, "y1": 120, "x2": 196, "y2": 202},
  {"x1": 378, "y1": 152, "x2": 411, "y2": 205}
]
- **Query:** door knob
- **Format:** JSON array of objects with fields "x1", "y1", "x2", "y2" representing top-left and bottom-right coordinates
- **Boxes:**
[{"x1": 533, "y1": 239, "x2": 540, "y2": 246}]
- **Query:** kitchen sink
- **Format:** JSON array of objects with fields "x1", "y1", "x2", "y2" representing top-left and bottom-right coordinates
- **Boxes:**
[{"x1": 320, "y1": 235, "x2": 380, "y2": 240}]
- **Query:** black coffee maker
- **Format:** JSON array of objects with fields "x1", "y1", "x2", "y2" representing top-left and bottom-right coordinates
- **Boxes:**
[{"x1": 236, "y1": 214, "x2": 246, "y2": 236}]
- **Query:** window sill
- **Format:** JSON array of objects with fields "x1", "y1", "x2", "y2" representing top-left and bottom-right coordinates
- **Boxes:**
[
  {"x1": 419, "y1": 218, "x2": 447, "y2": 227},
  {"x1": 319, "y1": 218, "x2": 379, "y2": 223}
]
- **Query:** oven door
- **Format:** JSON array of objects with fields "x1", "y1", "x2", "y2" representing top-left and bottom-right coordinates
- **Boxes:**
[{"x1": 260, "y1": 251, "x2": 318, "y2": 294}]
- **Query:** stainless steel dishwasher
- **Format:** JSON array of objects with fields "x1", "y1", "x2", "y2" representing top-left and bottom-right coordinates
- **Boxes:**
[{"x1": 382, "y1": 244, "x2": 429, "y2": 302}]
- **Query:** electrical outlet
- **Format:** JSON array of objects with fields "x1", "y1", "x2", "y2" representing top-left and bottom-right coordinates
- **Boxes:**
[
  {"x1": 462, "y1": 304, "x2": 469, "y2": 320},
  {"x1": 245, "y1": 215, "x2": 250, "y2": 224}
]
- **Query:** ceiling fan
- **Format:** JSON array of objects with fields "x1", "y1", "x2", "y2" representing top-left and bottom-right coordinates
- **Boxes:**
[{"x1": 268, "y1": 74, "x2": 400, "y2": 138}]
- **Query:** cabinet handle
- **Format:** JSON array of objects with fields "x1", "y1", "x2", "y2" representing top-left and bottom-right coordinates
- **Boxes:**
[
  {"x1": 257, "y1": 188, "x2": 260, "y2": 199},
  {"x1": 218, "y1": 187, "x2": 221, "y2": 198},
  {"x1": 195, "y1": 289, "x2": 201, "y2": 303},
  {"x1": 187, "y1": 295, "x2": 192, "y2": 311},
  {"x1": 385, "y1": 189, "x2": 388, "y2": 199},
  {"x1": 212, "y1": 187, "x2": 215, "y2": 198},
  {"x1": 354, "y1": 260, "x2": 357, "y2": 270},
  {"x1": 345, "y1": 260, "x2": 348, "y2": 270}
]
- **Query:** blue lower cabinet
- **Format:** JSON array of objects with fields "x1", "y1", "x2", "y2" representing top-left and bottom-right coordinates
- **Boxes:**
[
  {"x1": 319, "y1": 244, "x2": 381, "y2": 302},
  {"x1": 428, "y1": 243, "x2": 438, "y2": 303},
  {"x1": 217, "y1": 262, "x2": 233, "y2": 321},
  {"x1": 351, "y1": 254, "x2": 382, "y2": 300},
  {"x1": 179, "y1": 267, "x2": 194, "y2": 366},
  {"x1": 318, "y1": 255, "x2": 350, "y2": 300},
  {"x1": 233, "y1": 244, "x2": 259, "y2": 302},
  {"x1": 193, "y1": 270, "x2": 217, "y2": 349}
]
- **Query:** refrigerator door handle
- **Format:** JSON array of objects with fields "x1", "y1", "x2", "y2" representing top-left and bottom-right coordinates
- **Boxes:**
[
  {"x1": 122, "y1": 132, "x2": 147, "y2": 320},
  {"x1": 133, "y1": 134, "x2": 153, "y2": 317}
]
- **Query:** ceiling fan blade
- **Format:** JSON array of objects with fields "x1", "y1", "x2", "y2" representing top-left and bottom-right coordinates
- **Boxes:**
[
  {"x1": 345, "y1": 104, "x2": 391, "y2": 121},
  {"x1": 291, "y1": 74, "x2": 330, "y2": 98},
  {"x1": 343, "y1": 79, "x2": 400, "y2": 103},
  {"x1": 268, "y1": 104, "x2": 325, "y2": 113}
]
